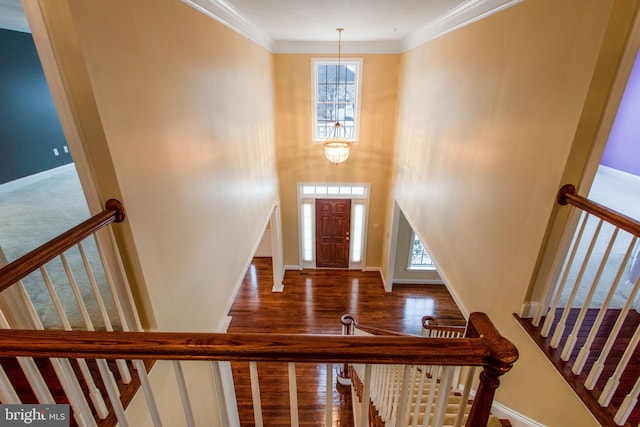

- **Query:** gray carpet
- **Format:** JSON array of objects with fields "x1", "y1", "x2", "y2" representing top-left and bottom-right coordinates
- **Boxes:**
[{"x1": 0, "y1": 164, "x2": 119, "y2": 330}]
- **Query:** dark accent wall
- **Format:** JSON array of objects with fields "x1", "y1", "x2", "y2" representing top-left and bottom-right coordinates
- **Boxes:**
[{"x1": 0, "y1": 28, "x2": 71, "y2": 185}]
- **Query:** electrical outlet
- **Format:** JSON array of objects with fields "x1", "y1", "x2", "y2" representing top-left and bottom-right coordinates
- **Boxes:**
[
  {"x1": 53, "y1": 148, "x2": 59, "y2": 156},
  {"x1": 63, "y1": 146, "x2": 69, "y2": 153}
]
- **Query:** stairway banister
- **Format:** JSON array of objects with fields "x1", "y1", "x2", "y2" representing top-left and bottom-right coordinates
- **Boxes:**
[
  {"x1": 0, "y1": 199, "x2": 125, "y2": 292},
  {"x1": 341, "y1": 314, "x2": 420, "y2": 337},
  {"x1": 0, "y1": 324, "x2": 514, "y2": 366},
  {"x1": 558, "y1": 184, "x2": 640, "y2": 237}
]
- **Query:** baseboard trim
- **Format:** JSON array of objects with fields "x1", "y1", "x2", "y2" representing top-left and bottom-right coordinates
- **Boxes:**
[
  {"x1": 492, "y1": 400, "x2": 546, "y2": 427},
  {"x1": 519, "y1": 301, "x2": 539, "y2": 318},
  {"x1": 393, "y1": 278, "x2": 445, "y2": 285},
  {"x1": 284, "y1": 264, "x2": 301, "y2": 271}
]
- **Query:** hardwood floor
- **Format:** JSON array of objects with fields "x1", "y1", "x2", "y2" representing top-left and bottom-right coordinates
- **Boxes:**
[{"x1": 227, "y1": 257, "x2": 466, "y2": 426}]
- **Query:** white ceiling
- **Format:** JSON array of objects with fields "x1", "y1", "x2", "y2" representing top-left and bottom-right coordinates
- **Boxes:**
[{"x1": 1, "y1": 0, "x2": 522, "y2": 52}]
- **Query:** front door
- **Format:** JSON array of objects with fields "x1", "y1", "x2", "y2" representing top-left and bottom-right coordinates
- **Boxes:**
[{"x1": 315, "y1": 199, "x2": 351, "y2": 268}]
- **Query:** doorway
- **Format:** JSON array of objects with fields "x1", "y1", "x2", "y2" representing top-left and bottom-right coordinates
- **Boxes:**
[
  {"x1": 316, "y1": 199, "x2": 351, "y2": 268},
  {"x1": 298, "y1": 183, "x2": 369, "y2": 270}
]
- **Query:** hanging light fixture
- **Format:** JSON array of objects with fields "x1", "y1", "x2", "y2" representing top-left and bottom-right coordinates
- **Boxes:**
[{"x1": 324, "y1": 28, "x2": 350, "y2": 164}]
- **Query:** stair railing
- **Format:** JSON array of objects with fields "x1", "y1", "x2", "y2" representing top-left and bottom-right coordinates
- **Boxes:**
[
  {"x1": 0, "y1": 313, "x2": 517, "y2": 427},
  {"x1": 0, "y1": 200, "x2": 518, "y2": 426},
  {"x1": 0, "y1": 199, "x2": 162, "y2": 427},
  {"x1": 521, "y1": 184, "x2": 640, "y2": 426},
  {"x1": 342, "y1": 313, "x2": 517, "y2": 427}
]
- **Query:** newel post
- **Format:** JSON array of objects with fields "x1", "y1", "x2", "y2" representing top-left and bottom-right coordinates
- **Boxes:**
[
  {"x1": 338, "y1": 314, "x2": 358, "y2": 386},
  {"x1": 464, "y1": 313, "x2": 519, "y2": 427}
]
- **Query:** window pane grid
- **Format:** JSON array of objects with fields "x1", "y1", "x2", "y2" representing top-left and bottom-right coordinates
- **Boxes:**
[
  {"x1": 409, "y1": 234, "x2": 434, "y2": 269},
  {"x1": 313, "y1": 60, "x2": 360, "y2": 141}
]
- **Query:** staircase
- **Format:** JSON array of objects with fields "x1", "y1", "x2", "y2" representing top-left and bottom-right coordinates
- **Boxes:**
[
  {"x1": 350, "y1": 364, "x2": 504, "y2": 427},
  {"x1": 0, "y1": 199, "x2": 519, "y2": 426},
  {"x1": 519, "y1": 184, "x2": 640, "y2": 426},
  {"x1": 343, "y1": 315, "x2": 511, "y2": 427}
]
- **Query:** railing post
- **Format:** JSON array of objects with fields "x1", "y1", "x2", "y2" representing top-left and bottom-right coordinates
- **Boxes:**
[
  {"x1": 338, "y1": 314, "x2": 357, "y2": 386},
  {"x1": 464, "y1": 365, "x2": 501, "y2": 427},
  {"x1": 464, "y1": 312, "x2": 518, "y2": 427}
]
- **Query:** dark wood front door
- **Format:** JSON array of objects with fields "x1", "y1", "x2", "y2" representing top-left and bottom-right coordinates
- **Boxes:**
[{"x1": 315, "y1": 199, "x2": 351, "y2": 268}]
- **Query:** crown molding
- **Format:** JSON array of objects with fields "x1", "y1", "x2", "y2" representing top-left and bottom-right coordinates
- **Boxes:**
[
  {"x1": 402, "y1": 0, "x2": 524, "y2": 51},
  {"x1": 272, "y1": 40, "x2": 403, "y2": 55},
  {"x1": 183, "y1": 0, "x2": 522, "y2": 54},
  {"x1": 181, "y1": 0, "x2": 273, "y2": 50}
]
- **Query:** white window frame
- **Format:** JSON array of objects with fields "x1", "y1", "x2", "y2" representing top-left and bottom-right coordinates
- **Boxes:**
[
  {"x1": 407, "y1": 231, "x2": 436, "y2": 271},
  {"x1": 311, "y1": 58, "x2": 363, "y2": 143},
  {"x1": 298, "y1": 183, "x2": 369, "y2": 270}
]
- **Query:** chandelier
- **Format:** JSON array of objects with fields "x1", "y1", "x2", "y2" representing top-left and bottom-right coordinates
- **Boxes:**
[{"x1": 324, "y1": 28, "x2": 350, "y2": 164}]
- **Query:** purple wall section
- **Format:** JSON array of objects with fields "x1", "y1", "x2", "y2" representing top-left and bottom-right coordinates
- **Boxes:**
[{"x1": 600, "y1": 50, "x2": 640, "y2": 178}]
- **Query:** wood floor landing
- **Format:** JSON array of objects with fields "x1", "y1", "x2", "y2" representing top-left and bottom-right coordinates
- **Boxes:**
[{"x1": 227, "y1": 257, "x2": 466, "y2": 426}]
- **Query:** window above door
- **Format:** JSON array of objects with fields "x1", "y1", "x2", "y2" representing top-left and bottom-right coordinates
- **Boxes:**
[{"x1": 311, "y1": 58, "x2": 363, "y2": 143}]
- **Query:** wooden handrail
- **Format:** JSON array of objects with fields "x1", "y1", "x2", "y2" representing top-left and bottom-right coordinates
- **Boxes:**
[
  {"x1": 0, "y1": 199, "x2": 125, "y2": 293},
  {"x1": 422, "y1": 315, "x2": 467, "y2": 335},
  {"x1": 558, "y1": 184, "x2": 640, "y2": 237},
  {"x1": 340, "y1": 313, "x2": 419, "y2": 337},
  {"x1": 0, "y1": 313, "x2": 517, "y2": 368}
]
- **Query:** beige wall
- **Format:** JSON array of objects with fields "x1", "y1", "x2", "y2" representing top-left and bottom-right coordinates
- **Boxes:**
[
  {"x1": 274, "y1": 54, "x2": 399, "y2": 269},
  {"x1": 392, "y1": 0, "x2": 634, "y2": 424},
  {"x1": 43, "y1": 0, "x2": 279, "y2": 334}
]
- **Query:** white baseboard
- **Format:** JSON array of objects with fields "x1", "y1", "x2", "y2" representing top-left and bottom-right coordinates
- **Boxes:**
[
  {"x1": 519, "y1": 301, "x2": 539, "y2": 318},
  {"x1": 492, "y1": 400, "x2": 546, "y2": 427},
  {"x1": 393, "y1": 278, "x2": 445, "y2": 285},
  {"x1": 271, "y1": 284, "x2": 284, "y2": 292},
  {"x1": 217, "y1": 315, "x2": 233, "y2": 333},
  {"x1": 284, "y1": 264, "x2": 301, "y2": 271}
]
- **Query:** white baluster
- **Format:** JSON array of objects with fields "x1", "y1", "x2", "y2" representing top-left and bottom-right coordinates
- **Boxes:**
[
  {"x1": 78, "y1": 242, "x2": 112, "y2": 328},
  {"x1": 54, "y1": 255, "x2": 110, "y2": 419},
  {"x1": 600, "y1": 312, "x2": 640, "y2": 406},
  {"x1": 249, "y1": 362, "x2": 263, "y2": 427},
  {"x1": 359, "y1": 364, "x2": 371, "y2": 427},
  {"x1": 573, "y1": 236, "x2": 638, "y2": 375},
  {"x1": 96, "y1": 359, "x2": 129, "y2": 427},
  {"x1": 211, "y1": 362, "x2": 230, "y2": 426},
  {"x1": 286, "y1": 362, "x2": 299, "y2": 427},
  {"x1": 173, "y1": 361, "x2": 195, "y2": 427},
  {"x1": 389, "y1": 365, "x2": 402, "y2": 425},
  {"x1": 40, "y1": 266, "x2": 98, "y2": 426},
  {"x1": 0, "y1": 310, "x2": 54, "y2": 403},
  {"x1": 551, "y1": 220, "x2": 604, "y2": 348},
  {"x1": 134, "y1": 360, "x2": 162, "y2": 426},
  {"x1": 324, "y1": 363, "x2": 332, "y2": 427},
  {"x1": 541, "y1": 212, "x2": 590, "y2": 337},
  {"x1": 614, "y1": 374, "x2": 640, "y2": 425},
  {"x1": 395, "y1": 365, "x2": 412, "y2": 427},
  {"x1": 533, "y1": 209, "x2": 584, "y2": 327},
  {"x1": 586, "y1": 273, "x2": 640, "y2": 390},
  {"x1": 454, "y1": 367, "x2": 476, "y2": 427},
  {"x1": 432, "y1": 366, "x2": 454, "y2": 427},
  {"x1": 0, "y1": 363, "x2": 21, "y2": 403},
  {"x1": 561, "y1": 227, "x2": 619, "y2": 361},
  {"x1": 411, "y1": 366, "x2": 427, "y2": 427},
  {"x1": 422, "y1": 365, "x2": 439, "y2": 427}
]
